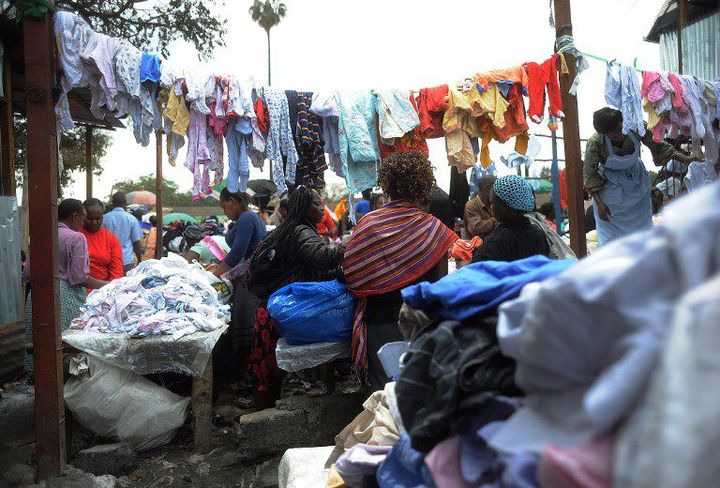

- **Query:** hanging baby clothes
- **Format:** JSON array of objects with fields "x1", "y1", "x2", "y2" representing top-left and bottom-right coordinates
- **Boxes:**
[
  {"x1": 254, "y1": 95, "x2": 269, "y2": 135},
  {"x1": 337, "y1": 91, "x2": 381, "y2": 194},
  {"x1": 685, "y1": 161, "x2": 718, "y2": 193},
  {"x1": 54, "y1": 11, "x2": 93, "y2": 132},
  {"x1": 248, "y1": 88, "x2": 267, "y2": 169},
  {"x1": 443, "y1": 86, "x2": 475, "y2": 171},
  {"x1": 374, "y1": 89, "x2": 421, "y2": 143},
  {"x1": 286, "y1": 91, "x2": 327, "y2": 189},
  {"x1": 162, "y1": 84, "x2": 189, "y2": 166},
  {"x1": 681, "y1": 75, "x2": 719, "y2": 163},
  {"x1": 525, "y1": 54, "x2": 564, "y2": 125},
  {"x1": 225, "y1": 118, "x2": 254, "y2": 193},
  {"x1": 641, "y1": 71, "x2": 676, "y2": 142},
  {"x1": 379, "y1": 94, "x2": 429, "y2": 160},
  {"x1": 186, "y1": 109, "x2": 222, "y2": 201},
  {"x1": 310, "y1": 91, "x2": 343, "y2": 177},
  {"x1": 605, "y1": 62, "x2": 645, "y2": 136},
  {"x1": 416, "y1": 85, "x2": 448, "y2": 139},
  {"x1": 81, "y1": 31, "x2": 121, "y2": 119},
  {"x1": 265, "y1": 87, "x2": 299, "y2": 195},
  {"x1": 474, "y1": 66, "x2": 529, "y2": 92},
  {"x1": 140, "y1": 53, "x2": 161, "y2": 84}
]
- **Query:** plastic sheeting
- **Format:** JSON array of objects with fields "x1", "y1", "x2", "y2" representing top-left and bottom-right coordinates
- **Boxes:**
[
  {"x1": 275, "y1": 338, "x2": 350, "y2": 373},
  {"x1": 0, "y1": 197, "x2": 24, "y2": 384},
  {"x1": 62, "y1": 325, "x2": 227, "y2": 377},
  {"x1": 278, "y1": 446, "x2": 333, "y2": 488}
]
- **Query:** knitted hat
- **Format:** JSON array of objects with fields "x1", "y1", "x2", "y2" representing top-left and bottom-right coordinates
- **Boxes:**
[{"x1": 493, "y1": 175, "x2": 535, "y2": 212}]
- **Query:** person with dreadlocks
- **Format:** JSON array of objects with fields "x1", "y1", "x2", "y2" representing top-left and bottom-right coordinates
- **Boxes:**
[
  {"x1": 342, "y1": 152, "x2": 458, "y2": 392},
  {"x1": 245, "y1": 186, "x2": 345, "y2": 408}
]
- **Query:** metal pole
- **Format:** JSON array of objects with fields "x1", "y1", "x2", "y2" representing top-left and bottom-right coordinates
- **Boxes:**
[
  {"x1": 155, "y1": 131, "x2": 163, "y2": 259},
  {"x1": 0, "y1": 51, "x2": 15, "y2": 196},
  {"x1": 553, "y1": 0, "x2": 587, "y2": 257},
  {"x1": 23, "y1": 10, "x2": 65, "y2": 479},
  {"x1": 85, "y1": 126, "x2": 93, "y2": 199}
]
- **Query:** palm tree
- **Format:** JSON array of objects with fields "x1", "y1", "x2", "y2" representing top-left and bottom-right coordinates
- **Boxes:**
[{"x1": 249, "y1": 0, "x2": 287, "y2": 86}]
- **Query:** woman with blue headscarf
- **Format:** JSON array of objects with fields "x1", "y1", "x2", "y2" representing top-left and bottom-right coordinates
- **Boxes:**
[{"x1": 471, "y1": 175, "x2": 550, "y2": 262}]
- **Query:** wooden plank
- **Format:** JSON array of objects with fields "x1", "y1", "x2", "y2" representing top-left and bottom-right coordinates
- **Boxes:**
[
  {"x1": 155, "y1": 131, "x2": 163, "y2": 259},
  {"x1": 23, "y1": 10, "x2": 66, "y2": 479},
  {"x1": 0, "y1": 50, "x2": 15, "y2": 196},
  {"x1": 192, "y1": 357, "x2": 213, "y2": 453},
  {"x1": 553, "y1": 0, "x2": 587, "y2": 257}
]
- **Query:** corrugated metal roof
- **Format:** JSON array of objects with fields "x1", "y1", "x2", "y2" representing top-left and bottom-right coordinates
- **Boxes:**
[
  {"x1": 646, "y1": 0, "x2": 720, "y2": 43},
  {"x1": 659, "y1": 10, "x2": 720, "y2": 79}
]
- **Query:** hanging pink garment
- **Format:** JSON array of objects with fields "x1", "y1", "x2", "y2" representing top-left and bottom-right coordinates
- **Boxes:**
[{"x1": 186, "y1": 109, "x2": 218, "y2": 201}]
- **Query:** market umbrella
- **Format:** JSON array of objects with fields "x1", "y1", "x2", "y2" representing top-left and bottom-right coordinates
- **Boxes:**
[
  {"x1": 528, "y1": 179, "x2": 553, "y2": 195},
  {"x1": 126, "y1": 190, "x2": 156, "y2": 205},
  {"x1": 163, "y1": 212, "x2": 197, "y2": 225}
]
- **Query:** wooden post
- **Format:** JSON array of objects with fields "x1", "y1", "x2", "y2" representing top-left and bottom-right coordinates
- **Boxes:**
[
  {"x1": 85, "y1": 126, "x2": 93, "y2": 199},
  {"x1": 155, "y1": 131, "x2": 163, "y2": 259},
  {"x1": 553, "y1": 0, "x2": 586, "y2": 257},
  {"x1": 23, "y1": 11, "x2": 66, "y2": 479},
  {"x1": 192, "y1": 357, "x2": 213, "y2": 452},
  {"x1": 0, "y1": 51, "x2": 15, "y2": 196},
  {"x1": 677, "y1": 0, "x2": 688, "y2": 74}
]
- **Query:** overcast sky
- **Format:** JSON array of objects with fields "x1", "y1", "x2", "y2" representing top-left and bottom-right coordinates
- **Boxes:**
[{"x1": 64, "y1": 0, "x2": 665, "y2": 201}]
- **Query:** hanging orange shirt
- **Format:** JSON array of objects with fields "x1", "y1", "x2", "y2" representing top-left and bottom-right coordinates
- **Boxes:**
[
  {"x1": 79, "y1": 227, "x2": 124, "y2": 282},
  {"x1": 474, "y1": 66, "x2": 529, "y2": 92}
]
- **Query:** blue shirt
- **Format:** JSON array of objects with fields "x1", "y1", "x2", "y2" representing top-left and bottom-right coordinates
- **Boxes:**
[
  {"x1": 224, "y1": 211, "x2": 267, "y2": 268},
  {"x1": 103, "y1": 207, "x2": 143, "y2": 265},
  {"x1": 354, "y1": 199, "x2": 371, "y2": 215}
]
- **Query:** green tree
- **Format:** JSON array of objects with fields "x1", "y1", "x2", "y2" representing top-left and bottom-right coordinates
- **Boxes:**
[
  {"x1": 13, "y1": 117, "x2": 111, "y2": 189},
  {"x1": 110, "y1": 174, "x2": 217, "y2": 207},
  {"x1": 249, "y1": 0, "x2": 287, "y2": 85},
  {"x1": 57, "y1": 0, "x2": 227, "y2": 58},
  {"x1": 539, "y1": 166, "x2": 552, "y2": 179}
]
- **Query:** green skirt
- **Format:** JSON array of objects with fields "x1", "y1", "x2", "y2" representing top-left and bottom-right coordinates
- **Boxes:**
[{"x1": 24, "y1": 280, "x2": 87, "y2": 375}]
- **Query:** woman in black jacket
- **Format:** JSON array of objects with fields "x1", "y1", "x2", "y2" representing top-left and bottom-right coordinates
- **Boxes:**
[{"x1": 245, "y1": 187, "x2": 345, "y2": 408}]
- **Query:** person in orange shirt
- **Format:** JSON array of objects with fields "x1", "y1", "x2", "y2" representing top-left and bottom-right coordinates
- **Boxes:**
[
  {"x1": 317, "y1": 199, "x2": 338, "y2": 240},
  {"x1": 80, "y1": 198, "x2": 124, "y2": 283}
]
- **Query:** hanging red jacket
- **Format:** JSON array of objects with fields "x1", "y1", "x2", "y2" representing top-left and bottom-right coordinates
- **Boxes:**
[
  {"x1": 525, "y1": 54, "x2": 564, "y2": 124},
  {"x1": 254, "y1": 96, "x2": 270, "y2": 135}
]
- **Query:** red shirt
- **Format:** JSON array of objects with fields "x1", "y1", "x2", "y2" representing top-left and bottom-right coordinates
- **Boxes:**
[
  {"x1": 79, "y1": 227, "x2": 124, "y2": 281},
  {"x1": 317, "y1": 207, "x2": 337, "y2": 238}
]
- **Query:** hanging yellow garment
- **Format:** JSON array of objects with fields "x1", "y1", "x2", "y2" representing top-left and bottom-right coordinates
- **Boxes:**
[{"x1": 467, "y1": 85, "x2": 509, "y2": 129}]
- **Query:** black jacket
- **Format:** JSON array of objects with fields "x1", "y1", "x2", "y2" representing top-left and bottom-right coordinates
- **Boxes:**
[
  {"x1": 472, "y1": 216, "x2": 550, "y2": 263},
  {"x1": 247, "y1": 224, "x2": 344, "y2": 301}
]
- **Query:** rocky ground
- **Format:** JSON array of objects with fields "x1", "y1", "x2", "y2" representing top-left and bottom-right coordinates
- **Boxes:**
[{"x1": 0, "y1": 368, "x2": 363, "y2": 488}]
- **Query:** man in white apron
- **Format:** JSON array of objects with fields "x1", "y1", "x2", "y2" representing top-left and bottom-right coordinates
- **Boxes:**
[{"x1": 583, "y1": 108, "x2": 698, "y2": 246}]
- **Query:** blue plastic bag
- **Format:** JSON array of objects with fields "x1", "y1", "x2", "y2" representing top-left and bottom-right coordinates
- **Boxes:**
[{"x1": 267, "y1": 280, "x2": 356, "y2": 345}]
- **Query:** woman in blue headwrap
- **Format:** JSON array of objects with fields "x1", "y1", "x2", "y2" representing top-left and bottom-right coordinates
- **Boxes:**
[{"x1": 471, "y1": 175, "x2": 550, "y2": 262}]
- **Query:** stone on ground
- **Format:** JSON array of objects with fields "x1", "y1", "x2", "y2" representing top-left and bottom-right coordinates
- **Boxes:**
[{"x1": 73, "y1": 443, "x2": 137, "y2": 477}]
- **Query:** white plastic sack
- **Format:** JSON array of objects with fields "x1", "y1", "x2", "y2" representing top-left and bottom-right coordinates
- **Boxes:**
[
  {"x1": 278, "y1": 446, "x2": 333, "y2": 488},
  {"x1": 64, "y1": 355, "x2": 190, "y2": 451},
  {"x1": 275, "y1": 338, "x2": 349, "y2": 373}
]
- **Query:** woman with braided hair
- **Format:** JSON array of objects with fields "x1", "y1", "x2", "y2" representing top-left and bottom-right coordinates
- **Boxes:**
[{"x1": 245, "y1": 186, "x2": 345, "y2": 408}]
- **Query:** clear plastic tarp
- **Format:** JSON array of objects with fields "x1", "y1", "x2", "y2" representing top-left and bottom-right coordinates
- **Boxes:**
[
  {"x1": 275, "y1": 338, "x2": 350, "y2": 373},
  {"x1": 62, "y1": 325, "x2": 227, "y2": 377}
]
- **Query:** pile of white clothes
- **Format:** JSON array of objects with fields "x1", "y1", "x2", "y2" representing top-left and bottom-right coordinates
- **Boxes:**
[{"x1": 71, "y1": 254, "x2": 229, "y2": 338}]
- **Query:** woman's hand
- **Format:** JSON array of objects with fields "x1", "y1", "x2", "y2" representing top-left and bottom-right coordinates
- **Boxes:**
[{"x1": 592, "y1": 192, "x2": 612, "y2": 222}]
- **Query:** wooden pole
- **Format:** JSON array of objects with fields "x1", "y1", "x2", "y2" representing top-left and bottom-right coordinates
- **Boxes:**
[
  {"x1": 553, "y1": 0, "x2": 587, "y2": 257},
  {"x1": 85, "y1": 126, "x2": 93, "y2": 199},
  {"x1": 23, "y1": 10, "x2": 66, "y2": 479},
  {"x1": 677, "y1": 0, "x2": 688, "y2": 74},
  {"x1": 155, "y1": 131, "x2": 163, "y2": 259},
  {"x1": 0, "y1": 51, "x2": 15, "y2": 196}
]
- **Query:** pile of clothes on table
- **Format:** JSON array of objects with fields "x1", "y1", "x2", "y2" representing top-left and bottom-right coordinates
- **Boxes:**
[
  {"x1": 71, "y1": 254, "x2": 230, "y2": 339},
  {"x1": 324, "y1": 180, "x2": 720, "y2": 488}
]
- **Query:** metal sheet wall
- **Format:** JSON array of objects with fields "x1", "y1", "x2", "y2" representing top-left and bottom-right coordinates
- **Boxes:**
[
  {"x1": 0, "y1": 196, "x2": 24, "y2": 384},
  {"x1": 660, "y1": 11, "x2": 720, "y2": 79}
]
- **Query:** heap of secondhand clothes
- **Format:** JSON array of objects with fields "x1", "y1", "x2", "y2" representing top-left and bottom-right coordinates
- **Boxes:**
[
  {"x1": 324, "y1": 180, "x2": 720, "y2": 488},
  {"x1": 71, "y1": 254, "x2": 230, "y2": 339}
]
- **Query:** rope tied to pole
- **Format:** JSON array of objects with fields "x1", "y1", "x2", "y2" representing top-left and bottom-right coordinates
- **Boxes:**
[{"x1": 555, "y1": 35, "x2": 589, "y2": 96}]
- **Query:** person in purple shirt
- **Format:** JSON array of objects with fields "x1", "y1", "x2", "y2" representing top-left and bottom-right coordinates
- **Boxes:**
[{"x1": 24, "y1": 199, "x2": 108, "y2": 375}]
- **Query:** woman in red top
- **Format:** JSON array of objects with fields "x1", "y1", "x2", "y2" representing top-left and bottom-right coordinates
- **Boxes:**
[
  {"x1": 80, "y1": 198, "x2": 124, "y2": 282},
  {"x1": 316, "y1": 199, "x2": 338, "y2": 240}
]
